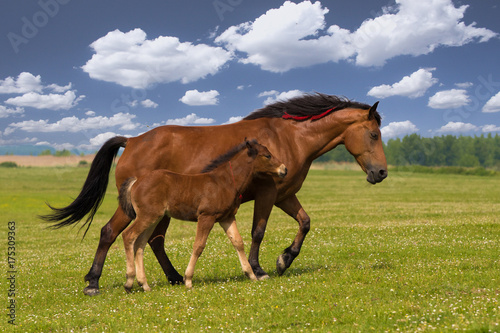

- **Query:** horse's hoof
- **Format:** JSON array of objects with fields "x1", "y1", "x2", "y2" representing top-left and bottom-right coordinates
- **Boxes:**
[
  {"x1": 124, "y1": 286, "x2": 133, "y2": 294},
  {"x1": 257, "y1": 274, "x2": 270, "y2": 281},
  {"x1": 276, "y1": 254, "x2": 287, "y2": 276},
  {"x1": 168, "y1": 276, "x2": 184, "y2": 286},
  {"x1": 83, "y1": 287, "x2": 100, "y2": 296}
]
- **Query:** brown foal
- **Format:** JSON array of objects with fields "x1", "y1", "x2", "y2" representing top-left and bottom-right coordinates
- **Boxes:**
[{"x1": 118, "y1": 140, "x2": 287, "y2": 290}]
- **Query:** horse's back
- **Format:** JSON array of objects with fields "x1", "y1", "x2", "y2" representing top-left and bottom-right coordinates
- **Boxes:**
[{"x1": 115, "y1": 122, "x2": 264, "y2": 187}]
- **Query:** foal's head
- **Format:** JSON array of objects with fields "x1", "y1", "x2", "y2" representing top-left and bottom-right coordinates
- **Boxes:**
[
  {"x1": 245, "y1": 140, "x2": 287, "y2": 179},
  {"x1": 342, "y1": 102, "x2": 388, "y2": 184}
]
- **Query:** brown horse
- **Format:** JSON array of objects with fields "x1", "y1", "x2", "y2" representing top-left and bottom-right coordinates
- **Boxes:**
[
  {"x1": 42, "y1": 93, "x2": 387, "y2": 296},
  {"x1": 119, "y1": 140, "x2": 287, "y2": 291}
]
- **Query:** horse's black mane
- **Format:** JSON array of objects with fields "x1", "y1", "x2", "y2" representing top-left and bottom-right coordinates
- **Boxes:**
[
  {"x1": 244, "y1": 93, "x2": 380, "y2": 125},
  {"x1": 201, "y1": 140, "x2": 258, "y2": 173}
]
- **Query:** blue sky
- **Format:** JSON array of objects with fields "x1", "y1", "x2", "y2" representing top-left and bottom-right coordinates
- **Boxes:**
[{"x1": 1, "y1": 0, "x2": 499, "y2": 152}]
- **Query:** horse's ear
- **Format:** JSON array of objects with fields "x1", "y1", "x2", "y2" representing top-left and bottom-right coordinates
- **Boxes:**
[{"x1": 368, "y1": 101, "x2": 379, "y2": 120}]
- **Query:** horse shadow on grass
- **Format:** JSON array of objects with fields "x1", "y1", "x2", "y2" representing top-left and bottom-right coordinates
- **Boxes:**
[{"x1": 111, "y1": 263, "x2": 328, "y2": 293}]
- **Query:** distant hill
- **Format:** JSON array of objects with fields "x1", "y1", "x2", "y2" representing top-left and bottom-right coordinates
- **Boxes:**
[
  {"x1": 0, "y1": 145, "x2": 93, "y2": 156},
  {"x1": 0, "y1": 145, "x2": 56, "y2": 156}
]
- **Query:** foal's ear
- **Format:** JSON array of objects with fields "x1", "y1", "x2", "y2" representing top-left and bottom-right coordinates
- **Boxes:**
[
  {"x1": 245, "y1": 140, "x2": 258, "y2": 157},
  {"x1": 368, "y1": 101, "x2": 379, "y2": 120}
]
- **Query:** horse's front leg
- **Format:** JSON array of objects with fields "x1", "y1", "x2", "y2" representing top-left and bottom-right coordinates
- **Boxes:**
[
  {"x1": 249, "y1": 183, "x2": 277, "y2": 280},
  {"x1": 275, "y1": 195, "x2": 311, "y2": 275},
  {"x1": 147, "y1": 216, "x2": 184, "y2": 285}
]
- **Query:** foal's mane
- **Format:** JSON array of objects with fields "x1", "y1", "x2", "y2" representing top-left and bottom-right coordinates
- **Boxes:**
[
  {"x1": 244, "y1": 93, "x2": 380, "y2": 125},
  {"x1": 201, "y1": 140, "x2": 258, "y2": 173}
]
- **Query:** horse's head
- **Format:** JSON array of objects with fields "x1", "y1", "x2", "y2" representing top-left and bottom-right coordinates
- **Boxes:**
[
  {"x1": 246, "y1": 140, "x2": 287, "y2": 178},
  {"x1": 343, "y1": 102, "x2": 388, "y2": 184}
]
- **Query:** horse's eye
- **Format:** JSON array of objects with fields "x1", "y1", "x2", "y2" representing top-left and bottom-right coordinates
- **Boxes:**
[
  {"x1": 265, "y1": 154, "x2": 271, "y2": 159},
  {"x1": 370, "y1": 132, "x2": 379, "y2": 140}
]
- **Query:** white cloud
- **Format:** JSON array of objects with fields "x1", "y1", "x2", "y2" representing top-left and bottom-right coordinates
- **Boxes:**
[
  {"x1": 436, "y1": 121, "x2": 478, "y2": 134},
  {"x1": 85, "y1": 110, "x2": 96, "y2": 116},
  {"x1": 428, "y1": 89, "x2": 470, "y2": 109},
  {"x1": 141, "y1": 99, "x2": 158, "y2": 108},
  {"x1": 163, "y1": 113, "x2": 215, "y2": 126},
  {"x1": 381, "y1": 120, "x2": 419, "y2": 139},
  {"x1": 351, "y1": 0, "x2": 497, "y2": 66},
  {"x1": 258, "y1": 89, "x2": 303, "y2": 105},
  {"x1": 0, "y1": 72, "x2": 43, "y2": 94},
  {"x1": 46, "y1": 82, "x2": 72, "y2": 93},
  {"x1": 180, "y1": 90, "x2": 220, "y2": 106},
  {"x1": 5, "y1": 112, "x2": 138, "y2": 135},
  {"x1": 223, "y1": 116, "x2": 243, "y2": 124},
  {"x1": 5, "y1": 91, "x2": 85, "y2": 110},
  {"x1": 0, "y1": 105, "x2": 24, "y2": 118},
  {"x1": 482, "y1": 124, "x2": 500, "y2": 133},
  {"x1": 368, "y1": 68, "x2": 438, "y2": 99},
  {"x1": 482, "y1": 92, "x2": 500, "y2": 113},
  {"x1": 215, "y1": 1, "x2": 353, "y2": 72},
  {"x1": 215, "y1": 0, "x2": 496, "y2": 71},
  {"x1": 455, "y1": 82, "x2": 473, "y2": 89},
  {"x1": 77, "y1": 132, "x2": 132, "y2": 151},
  {"x1": 82, "y1": 28, "x2": 232, "y2": 89}
]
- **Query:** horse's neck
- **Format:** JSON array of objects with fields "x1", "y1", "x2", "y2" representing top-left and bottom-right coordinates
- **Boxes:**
[
  {"x1": 221, "y1": 152, "x2": 254, "y2": 196},
  {"x1": 270, "y1": 110, "x2": 355, "y2": 161}
]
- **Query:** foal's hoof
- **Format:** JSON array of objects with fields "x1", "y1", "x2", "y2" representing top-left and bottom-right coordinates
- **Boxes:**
[
  {"x1": 83, "y1": 287, "x2": 100, "y2": 296},
  {"x1": 276, "y1": 254, "x2": 287, "y2": 276}
]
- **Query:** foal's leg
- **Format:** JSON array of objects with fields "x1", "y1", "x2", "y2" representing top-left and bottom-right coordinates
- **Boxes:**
[
  {"x1": 84, "y1": 206, "x2": 132, "y2": 296},
  {"x1": 219, "y1": 218, "x2": 257, "y2": 281},
  {"x1": 134, "y1": 223, "x2": 160, "y2": 292},
  {"x1": 122, "y1": 214, "x2": 160, "y2": 292},
  {"x1": 184, "y1": 215, "x2": 215, "y2": 289},
  {"x1": 275, "y1": 195, "x2": 311, "y2": 275}
]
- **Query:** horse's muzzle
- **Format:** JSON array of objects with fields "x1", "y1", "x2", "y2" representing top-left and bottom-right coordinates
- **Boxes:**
[
  {"x1": 278, "y1": 164, "x2": 288, "y2": 178},
  {"x1": 366, "y1": 167, "x2": 387, "y2": 184}
]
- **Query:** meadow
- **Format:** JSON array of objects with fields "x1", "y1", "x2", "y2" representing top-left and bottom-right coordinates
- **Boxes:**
[{"x1": 1, "y1": 166, "x2": 499, "y2": 332}]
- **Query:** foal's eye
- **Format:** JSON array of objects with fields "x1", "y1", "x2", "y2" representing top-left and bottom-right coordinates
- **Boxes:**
[
  {"x1": 370, "y1": 132, "x2": 379, "y2": 140},
  {"x1": 265, "y1": 154, "x2": 271, "y2": 159}
]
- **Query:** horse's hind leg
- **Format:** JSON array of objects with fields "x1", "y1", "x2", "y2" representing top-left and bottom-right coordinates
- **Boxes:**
[
  {"x1": 184, "y1": 215, "x2": 215, "y2": 289},
  {"x1": 148, "y1": 216, "x2": 184, "y2": 285},
  {"x1": 84, "y1": 206, "x2": 131, "y2": 296},
  {"x1": 275, "y1": 195, "x2": 311, "y2": 276},
  {"x1": 220, "y1": 218, "x2": 257, "y2": 281}
]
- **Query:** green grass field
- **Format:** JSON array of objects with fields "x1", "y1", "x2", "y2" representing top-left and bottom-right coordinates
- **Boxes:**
[{"x1": 1, "y1": 166, "x2": 499, "y2": 332}]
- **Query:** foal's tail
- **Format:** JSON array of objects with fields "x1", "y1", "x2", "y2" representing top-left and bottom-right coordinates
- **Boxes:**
[
  {"x1": 118, "y1": 177, "x2": 137, "y2": 220},
  {"x1": 40, "y1": 136, "x2": 128, "y2": 237}
]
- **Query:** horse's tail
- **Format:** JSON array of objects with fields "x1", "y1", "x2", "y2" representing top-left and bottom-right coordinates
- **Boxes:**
[
  {"x1": 118, "y1": 177, "x2": 137, "y2": 220},
  {"x1": 40, "y1": 136, "x2": 128, "y2": 237}
]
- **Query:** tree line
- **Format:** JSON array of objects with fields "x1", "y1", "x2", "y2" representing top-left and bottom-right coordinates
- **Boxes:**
[{"x1": 317, "y1": 134, "x2": 500, "y2": 169}]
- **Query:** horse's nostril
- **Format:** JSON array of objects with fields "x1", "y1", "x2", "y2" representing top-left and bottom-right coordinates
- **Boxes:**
[{"x1": 379, "y1": 169, "x2": 387, "y2": 179}]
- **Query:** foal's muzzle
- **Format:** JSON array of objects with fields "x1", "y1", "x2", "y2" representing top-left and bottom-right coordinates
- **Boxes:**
[{"x1": 278, "y1": 164, "x2": 288, "y2": 178}]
